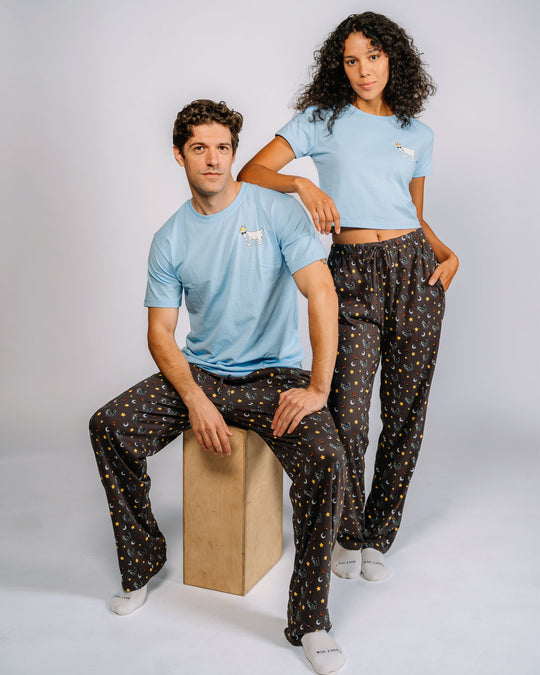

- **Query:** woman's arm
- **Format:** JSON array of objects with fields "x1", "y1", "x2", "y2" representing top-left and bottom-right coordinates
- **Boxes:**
[
  {"x1": 238, "y1": 136, "x2": 341, "y2": 233},
  {"x1": 409, "y1": 176, "x2": 459, "y2": 291}
]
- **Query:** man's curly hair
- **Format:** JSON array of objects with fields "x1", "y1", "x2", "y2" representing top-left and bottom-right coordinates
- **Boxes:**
[
  {"x1": 173, "y1": 99, "x2": 243, "y2": 155},
  {"x1": 296, "y1": 12, "x2": 436, "y2": 129}
]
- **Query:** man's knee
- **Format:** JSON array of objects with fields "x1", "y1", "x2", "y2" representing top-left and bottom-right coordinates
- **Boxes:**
[
  {"x1": 302, "y1": 423, "x2": 346, "y2": 475},
  {"x1": 89, "y1": 404, "x2": 118, "y2": 445},
  {"x1": 312, "y1": 445, "x2": 345, "y2": 477},
  {"x1": 301, "y1": 408, "x2": 343, "y2": 444},
  {"x1": 89, "y1": 407, "x2": 106, "y2": 437}
]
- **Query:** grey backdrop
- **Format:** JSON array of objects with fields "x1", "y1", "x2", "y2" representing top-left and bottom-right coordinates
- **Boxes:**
[
  {"x1": 1, "y1": 0, "x2": 538, "y2": 672},
  {"x1": 1, "y1": 0, "x2": 537, "y2": 451}
]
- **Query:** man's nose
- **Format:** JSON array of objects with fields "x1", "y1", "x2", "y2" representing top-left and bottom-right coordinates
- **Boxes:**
[{"x1": 206, "y1": 149, "x2": 219, "y2": 165}]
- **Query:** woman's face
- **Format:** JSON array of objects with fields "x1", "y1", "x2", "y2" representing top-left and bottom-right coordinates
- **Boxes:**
[{"x1": 343, "y1": 32, "x2": 390, "y2": 108}]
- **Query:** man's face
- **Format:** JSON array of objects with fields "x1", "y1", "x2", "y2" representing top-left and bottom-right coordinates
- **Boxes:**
[{"x1": 174, "y1": 123, "x2": 235, "y2": 198}]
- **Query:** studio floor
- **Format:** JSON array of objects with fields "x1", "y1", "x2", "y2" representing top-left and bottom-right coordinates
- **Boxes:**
[{"x1": 1, "y1": 422, "x2": 537, "y2": 675}]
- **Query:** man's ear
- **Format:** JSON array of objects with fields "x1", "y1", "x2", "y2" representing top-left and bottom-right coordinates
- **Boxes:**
[{"x1": 173, "y1": 146, "x2": 185, "y2": 167}]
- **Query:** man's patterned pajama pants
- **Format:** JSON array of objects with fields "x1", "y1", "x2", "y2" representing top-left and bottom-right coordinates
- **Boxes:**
[{"x1": 90, "y1": 365, "x2": 345, "y2": 645}]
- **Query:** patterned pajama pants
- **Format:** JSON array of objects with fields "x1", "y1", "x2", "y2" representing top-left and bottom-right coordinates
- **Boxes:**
[
  {"x1": 89, "y1": 365, "x2": 345, "y2": 645},
  {"x1": 327, "y1": 229, "x2": 445, "y2": 554}
]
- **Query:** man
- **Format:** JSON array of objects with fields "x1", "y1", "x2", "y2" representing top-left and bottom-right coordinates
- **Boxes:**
[{"x1": 89, "y1": 100, "x2": 346, "y2": 674}]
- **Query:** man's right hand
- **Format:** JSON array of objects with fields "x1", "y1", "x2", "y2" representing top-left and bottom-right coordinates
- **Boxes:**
[
  {"x1": 147, "y1": 308, "x2": 233, "y2": 457},
  {"x1": 186, "y1": 390, "x2": 232, "y2": 456}
]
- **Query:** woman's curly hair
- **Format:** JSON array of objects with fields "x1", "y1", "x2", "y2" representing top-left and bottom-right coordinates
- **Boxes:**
[
  {"x1": 173, "y1": 99, "x2": 243, "y2": 155},
  {"x1": 296, "y1": 12, "x2": 436, "y2": 129}
]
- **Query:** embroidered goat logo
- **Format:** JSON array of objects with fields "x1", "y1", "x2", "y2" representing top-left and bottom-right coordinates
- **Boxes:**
[
  {"x1": 240, "y1": 225, "x2": 264, "y2": 246},
  {"x1": 395, "y1": 143, "x2": 415, "y2": 162}
]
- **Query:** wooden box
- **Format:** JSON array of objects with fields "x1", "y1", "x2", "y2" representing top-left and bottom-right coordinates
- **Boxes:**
[{"x1": 183, "y1": 427, "x2": 283, "y2": 595}]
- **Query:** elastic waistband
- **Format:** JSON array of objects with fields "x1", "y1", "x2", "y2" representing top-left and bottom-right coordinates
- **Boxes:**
[
  {"x1": 190, "y1": 363, "x2": 309, "y2": 384},
  {"x1": 331, "y1": 228, "x2": 425, "y2": 254}
]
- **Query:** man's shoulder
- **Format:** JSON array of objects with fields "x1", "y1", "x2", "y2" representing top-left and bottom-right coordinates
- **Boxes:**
[
  {"x1": 242, "y1": 181, "x2": 294, "y2": 201},
  {"x1": 152, "y1": 200, "x2": 191, "y2": 241},
  {"x1": 242, "y1": 182, "x2": 305, "y2": 214}
]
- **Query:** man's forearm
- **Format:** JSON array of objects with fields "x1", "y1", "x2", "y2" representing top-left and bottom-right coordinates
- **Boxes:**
[
  {"x1": 147, "y1": 327, "x2": 203, "y2": 406},
  {"x1": 307, "y1": 285, "x2": 339, "y2": 397},
  {"x1": 148, "y1": 327, "x2": 232, "y2": 455}
]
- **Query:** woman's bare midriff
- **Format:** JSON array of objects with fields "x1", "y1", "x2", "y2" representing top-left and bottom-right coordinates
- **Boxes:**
[{"x1": 332, "y1": 227, "x2": 418, "y2": 245}]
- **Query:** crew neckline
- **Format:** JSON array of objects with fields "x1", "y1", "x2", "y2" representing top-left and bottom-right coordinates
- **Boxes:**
[
  {"x1": 187, "y1": 182, "x2": 247, "y2": 220},
  {"x1": 347, "y1": 103, "x2": 396, "y2": 120}
]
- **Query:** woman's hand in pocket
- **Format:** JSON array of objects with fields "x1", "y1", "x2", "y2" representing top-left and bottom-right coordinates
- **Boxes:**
[{"x1": 428, "y1": 253, "x2": 459, "y2": 291}]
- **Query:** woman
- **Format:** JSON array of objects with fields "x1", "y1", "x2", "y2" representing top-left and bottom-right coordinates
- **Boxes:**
[{"x1": 239, "y1": 12, "x2": 458, "y2": 582}]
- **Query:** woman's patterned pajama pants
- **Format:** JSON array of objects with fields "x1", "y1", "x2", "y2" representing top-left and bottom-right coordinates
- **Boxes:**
[
  {"x1": 89, "y1": 365, "x2": 345, "y2": 645},
  {"x1": 327, "y1": 229, "x2": 445, "y2": 554}
]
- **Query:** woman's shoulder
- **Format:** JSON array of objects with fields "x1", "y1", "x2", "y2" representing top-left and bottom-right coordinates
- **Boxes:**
[
  {"x1": 292, "y1": 105, "x2": 338, "y2": 126},
  {"x1": 407, "y1": 117, "x2": 434, "y2": 140}
]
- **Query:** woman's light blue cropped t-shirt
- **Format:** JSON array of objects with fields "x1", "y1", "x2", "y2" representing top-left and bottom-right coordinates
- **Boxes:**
[{"x1": 276, "y1": 104, "x2": 433, "y2": 230}]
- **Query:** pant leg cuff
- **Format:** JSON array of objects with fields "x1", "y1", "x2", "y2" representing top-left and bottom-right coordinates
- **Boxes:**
[
  {"x1": 284, "y1": 621, "x2": 333, "y2": 646},
  {"x1": 121, "y1": 555, "x2": 166, "y2": 592},
  {"x1": 337, "y1": 535, "x2": 363, "y2": 551}
]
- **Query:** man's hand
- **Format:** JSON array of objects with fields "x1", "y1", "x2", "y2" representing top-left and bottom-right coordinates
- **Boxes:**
[
  {"x1": 271, "y1": 386, "x2": 328, "y2": 437},
  {"x1": 186, "y1": 390, "x2": 232, "y2": 456},
  {"x1": 147, "y1": 308, "x2": 232, "y2": 457}
]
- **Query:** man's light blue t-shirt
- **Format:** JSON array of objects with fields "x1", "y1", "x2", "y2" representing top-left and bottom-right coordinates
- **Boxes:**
[
  {"x1": 277, "y1": 105, "x2": 434, "y2": 230},
  {"x1": 144, "y1": 183, "x2": 325, "y2": 377}
]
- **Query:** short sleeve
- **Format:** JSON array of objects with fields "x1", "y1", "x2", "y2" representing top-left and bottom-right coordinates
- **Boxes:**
[
  {"x1": 144, "y1": 234, "x2": 183, "y2": 307},
  {"x1": 276, "y1": 110, "x2": 318, "y2": 159},
  {"x1": 273, "y1": 195, "x2": 326, "y2": 275},
  {"x1": 413, "y1": 127, "x2": 434, "y2": 177}
]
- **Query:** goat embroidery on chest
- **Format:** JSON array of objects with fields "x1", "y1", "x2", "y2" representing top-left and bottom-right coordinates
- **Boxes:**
[
  {"x1": 395, "y1": 143, "x2": 416, "y2": 162},
  {"x1": 240, "y1": 226, "x2": 264, "y2": 246}
]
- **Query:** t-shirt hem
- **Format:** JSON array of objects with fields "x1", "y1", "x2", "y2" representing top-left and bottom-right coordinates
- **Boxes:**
[
  {"x1": 288, "y1": 251, "x2": 326, "y2": 276},
  {"x1": 185, "y1": 356, "x2": 304, "y2": 378},
  {"x1": 338, "y1": 221, "x2": 421, "y2": 230},
  {"x1": 144, "y1": 300, "x2": 181, "y2": 308},
  {"x1": 275, "y1": 132, "x2": 301, "y2": 158}
]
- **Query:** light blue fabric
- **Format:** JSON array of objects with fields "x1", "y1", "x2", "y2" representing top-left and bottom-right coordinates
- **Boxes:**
[
  {"x1": 144, "y1": 183, "x2": 325, "y2": 377},
  {"x1": 276, "y1": 105, "x2": 433, "y2": 230}
]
